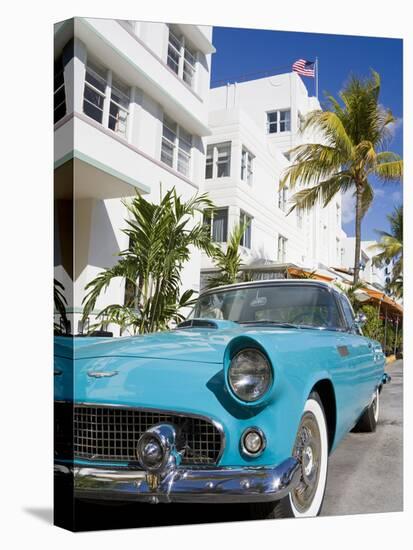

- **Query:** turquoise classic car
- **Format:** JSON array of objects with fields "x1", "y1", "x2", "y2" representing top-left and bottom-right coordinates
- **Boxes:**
[{"x1": 54, "y1": 280, "x2": 390, "y2": 519}]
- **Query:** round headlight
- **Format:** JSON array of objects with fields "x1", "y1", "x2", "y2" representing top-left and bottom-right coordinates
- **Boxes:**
[{"x1": 228, "y1": 349, "x2": 272, "y2": 402}]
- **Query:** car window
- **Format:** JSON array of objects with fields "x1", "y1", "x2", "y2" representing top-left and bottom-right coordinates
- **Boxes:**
[
  {"x1": 192, "y1": 285, "x2": 344, "y2": 330},
  {"x1": 340, "y1": 295, "x2": 355, "y2": 329}
]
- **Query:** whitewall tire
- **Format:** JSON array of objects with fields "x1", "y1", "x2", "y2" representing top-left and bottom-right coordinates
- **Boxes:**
[
  {"x1": 288, "y1": 393, "x2": 329, "y2": 517},
  {"x1": 249, "y1": 392, "x2": 329, "y2": 519},
  {"x1": 373, "y1": 388, "x2": 380, "y2": 423}
]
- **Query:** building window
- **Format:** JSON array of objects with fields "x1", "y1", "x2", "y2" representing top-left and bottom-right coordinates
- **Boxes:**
[
  {"x1": 205, "y1": 142, "x2": 231, "y2": 179},
  {"x1": 178, "y1": 127, "x2": 192, "y2": 176},
  {"x1": 240, "y1": 211, "x2": 252, "y2": 248},
  {"x1": 183, "y1": 46, "x2": 196, "y2": 87},
  {"x1": 205, "y1": 148, "x2": 213, "y2": 179},
  {"x1": 109, "y1": 78, "x2": 129, "y2": 137},
  {"x1": 277, "y1": 235, "x2": 287, "y2": 262},
  {"x1": 167, "y1": 27, "x2": 197, "y2": 88},
  {"x1": 267, "y1": 109, "x2": 291, "y2": 133},
  {"x1": 54, "y1": 55, "x2": 66, "y2": 123},
  {"x1": 278, "y1": 185, "x2": 288, "y2": 212},
  {"x1": 336, "y1": 203, "x2": 341, "y2": 225},
  {"x1": 83, "y1": 60, "x2": 107, "y2": 124},
  {"x1": 161, "y1": 115, "x2": 192, "y2": 176},
  {"x1": 203, "y1": 208, "x2": 228, "y2": 243},
  {"x1": 83, "y1": 60, "x2": 130, "y2": 137},
  {"x1": 336, "y1": 238, "x2": 340, "y2": 262},
  {"x1": 241, "y1": 148, "x2": 254, "y2": 184}
]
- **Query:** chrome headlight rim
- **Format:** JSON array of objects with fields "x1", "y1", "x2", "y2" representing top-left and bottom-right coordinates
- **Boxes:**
[
  {"x1": 227, "y1": 347, "x2": 273, "y2": 405},
  {"x1": 241, "y1": 426, "x2": 267, "y2": 457},
  {"x1": 136, "y1": 431, "x2": 168, "y2": 472}
]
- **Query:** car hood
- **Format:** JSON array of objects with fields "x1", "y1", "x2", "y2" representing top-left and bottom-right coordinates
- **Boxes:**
[
  {"x1": 53, "y1": 323, "x2": 334, "y2": 423},
  {"x1": 55, "y1": 321, "x2": 247, "y2": 364},
  {"x1": 54, "y1": 322, "x2": 322, "y2": 365}
]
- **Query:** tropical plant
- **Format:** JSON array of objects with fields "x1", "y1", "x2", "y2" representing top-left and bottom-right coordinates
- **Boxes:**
[
  {"x1": 54, "y1": 278, "x2": 69, "y2": 335},
  {"x1": 82, "y1": 188, "x2": 215, "y2": 334},
  {"x1": 333, "y1": 281, "x2": 366, "y2": 312},
  {"x1": 289, "y1": 269, "x2": 317, "y2": 280},
  {"x1": 206, "y1": 223, "x2": 247, "y2": 289},
  {"x1": 370, "y1": 205, "x2": 403, "y2": 298},
  {"x1": 359, "y1": 304, "x2": 384, "y2": 342},
  {"x1": 387, "y1": 275, "x2": 403, "y2": 300},
  {"x1": 281, "y1": 70, "x2": 403, "y2": 285}
]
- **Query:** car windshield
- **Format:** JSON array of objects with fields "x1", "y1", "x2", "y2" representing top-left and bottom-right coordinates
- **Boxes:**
[{"x1": 190, "y1": 284, "x2": 343, "y2": 330}]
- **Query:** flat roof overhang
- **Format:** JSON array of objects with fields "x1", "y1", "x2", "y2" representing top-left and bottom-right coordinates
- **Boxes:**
[
  {"x1": 174, "y1": 24, "x2": 216, "y2": 54},
  {"x1": 54, "y1": 154, "x2": 147, "y2": 200}
]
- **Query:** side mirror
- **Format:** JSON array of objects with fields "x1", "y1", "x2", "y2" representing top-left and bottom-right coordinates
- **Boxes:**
[{"x1": 354, "y1": 312, "x2": 367, "y2": 327}]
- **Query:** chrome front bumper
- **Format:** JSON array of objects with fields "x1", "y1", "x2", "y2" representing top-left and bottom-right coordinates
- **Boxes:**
[{"x1": 55, "y1": 457, "x2": 301, "y2": 504}]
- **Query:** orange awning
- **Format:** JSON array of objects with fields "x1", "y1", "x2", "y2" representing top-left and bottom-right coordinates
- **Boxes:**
[
  {"x1": 363, "y1": 288, "x2": 403, "y2": 315},
  {"x1": 287, "y1": 267, "x2": 403, "y2": 317},
  {"x1": 287, "y1": 267, "x2": 335, "y2": 282}
]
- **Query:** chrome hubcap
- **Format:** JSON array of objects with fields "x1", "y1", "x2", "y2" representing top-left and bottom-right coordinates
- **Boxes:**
[
  {"x1": 292, "y1": 412, "x2": 321, "y2": 512},
  {"x1": 303, "y1": 446, "x2": 314, "y2": 477}
]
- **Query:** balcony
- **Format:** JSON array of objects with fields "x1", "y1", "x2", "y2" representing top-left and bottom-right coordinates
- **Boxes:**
[{"x1": 74, "y1": 18, "x2": 211, "y2": 137}]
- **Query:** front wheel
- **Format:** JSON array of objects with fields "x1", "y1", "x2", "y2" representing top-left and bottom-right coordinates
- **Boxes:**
[{"x1": 250, "y1": 392, "x2": 329, "y2": 519}]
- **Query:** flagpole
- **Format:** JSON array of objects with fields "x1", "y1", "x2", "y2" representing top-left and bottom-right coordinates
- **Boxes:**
[{"x1": 315, "y1": 57, "x2": 319, "y2": 100}]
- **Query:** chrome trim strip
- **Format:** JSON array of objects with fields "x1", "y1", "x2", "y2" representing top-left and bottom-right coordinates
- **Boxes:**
[
  {"x1": 72, "y1": 402, "x2": 226, "y2": 465},
  {"x1": 56, "y1": 457, "x2": 301, "y2": 504},
  {"x1": 87, "y1": 371, "x2": 119, "y2": 378}
]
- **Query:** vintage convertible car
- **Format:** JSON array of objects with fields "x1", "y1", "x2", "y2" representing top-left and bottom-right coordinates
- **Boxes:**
[{"x1": 54, "y1": 279, "x2": 390, "y2": 518}]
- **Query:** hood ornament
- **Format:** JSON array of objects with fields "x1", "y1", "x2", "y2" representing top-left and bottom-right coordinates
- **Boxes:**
[{"x1": 87, "y1": 370, "x2": 119, "y2": 378}]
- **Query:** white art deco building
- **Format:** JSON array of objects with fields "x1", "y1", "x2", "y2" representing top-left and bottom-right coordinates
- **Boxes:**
[
  {"x1": 55, "y1": 18, "x2": 382, "y2": 335},
  {"x1": 200, "y1": 73, "x2": 344, "y2": 286},
  {"x1": 54, "y1": 18, "x2": 215, "y2": 334}
]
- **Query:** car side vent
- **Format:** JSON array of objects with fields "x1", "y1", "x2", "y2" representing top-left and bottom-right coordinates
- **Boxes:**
[{"x1": 177, "y1": 319, "x2": 218, "y2": 329}]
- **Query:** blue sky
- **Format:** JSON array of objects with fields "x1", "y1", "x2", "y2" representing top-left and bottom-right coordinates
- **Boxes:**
[{"x1": 210, "y1": 27, "x2": 403, "y2": 240}]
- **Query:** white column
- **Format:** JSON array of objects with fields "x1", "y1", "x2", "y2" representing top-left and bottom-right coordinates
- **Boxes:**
[
  {"x1": 179, "y1": 35, "x2": 185, "y2": 80},
  {"x1": 62, "y1": 37, "x2": 87, "y2": 115},
  {"x1": 102, "y1": 69, "x2": 112, "y2": 129},
  {"x1": 126, "y1": 86, "x2": 138, "y2": 144}
]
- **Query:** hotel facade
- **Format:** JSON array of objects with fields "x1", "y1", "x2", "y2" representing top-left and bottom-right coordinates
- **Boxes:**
[
  {"x1": 200, "y1": 73, "x2": 343, "y2": 287},
  {"x1": 54, "y1": 18, "x2": 393, "y2": 336},
  {"x1": 54, "y1": 18, "x2": 214, "y2": 334}
]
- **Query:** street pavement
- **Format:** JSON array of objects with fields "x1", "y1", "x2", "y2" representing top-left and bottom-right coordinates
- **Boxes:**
[
  {"x1": 322, "y1": 359, "x2": 403, "y2": 516},
  {"x1": 73, "y1": 360, "x2": 403, "y2": 530}
]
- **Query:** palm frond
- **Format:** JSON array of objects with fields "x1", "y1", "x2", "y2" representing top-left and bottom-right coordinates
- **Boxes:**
[
  {"x1": 373, "y1": 159, "x2": 403, "y2": 182},
  {"x1": 288, "y1": 173, "x2": 352, "y2": 213}
]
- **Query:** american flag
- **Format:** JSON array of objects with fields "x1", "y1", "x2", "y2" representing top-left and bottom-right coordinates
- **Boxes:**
[{"x1": 292, "y1": 59, "x2": 315, "y2": 77}]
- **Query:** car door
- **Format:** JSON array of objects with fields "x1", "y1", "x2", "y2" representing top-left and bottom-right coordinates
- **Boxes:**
[{"x1": 337, "y1": 294, "x2": 376, "y2": 423}]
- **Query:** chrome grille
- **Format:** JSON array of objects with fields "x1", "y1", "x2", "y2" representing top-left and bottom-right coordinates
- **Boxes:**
[{"x1": 73, "y1": 405, "x2": 222, "y2": 465}]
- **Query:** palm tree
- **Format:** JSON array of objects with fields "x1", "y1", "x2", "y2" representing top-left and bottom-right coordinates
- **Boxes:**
[
  {"x1": 370, "y1": 205, "x2": 403, "y2": 298},
  {"x1": 82, "y1": 188, "x2": 215, "y2": 334},
  {"x1": 281, "y1": 71, "x2": 403, "y2": 284},
  {"x1": 206, "y1": 223, "x2": 247, "y2": 289}
]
